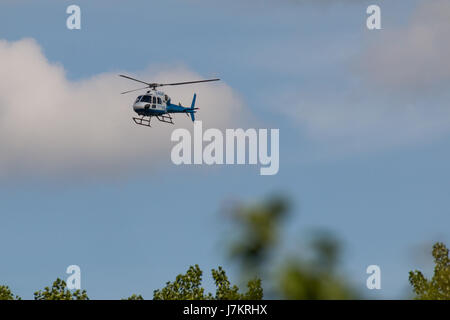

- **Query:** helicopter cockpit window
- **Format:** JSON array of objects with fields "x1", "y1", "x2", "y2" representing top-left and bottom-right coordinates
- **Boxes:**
[
  {"x1": 140, "y1": 95, "x2": 151, "y2": 103},
  {"x1": 157, "y1": 97, "x2": 162, "y2": 104},
  {"x1": 153, "y1": 97, "x2": 157, "y2": 104},
  {"x1": 135, "y1": 96, "x2": 142, "y2": 103}
]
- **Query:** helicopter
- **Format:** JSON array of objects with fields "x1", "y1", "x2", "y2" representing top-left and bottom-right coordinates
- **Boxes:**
[{"x1": 119, "y1": 74, "x2": 220, "y2": 127}]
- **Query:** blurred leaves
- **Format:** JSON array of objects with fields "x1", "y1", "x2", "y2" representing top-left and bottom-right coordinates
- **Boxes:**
[
  {"x1": 227, "y1": 195, "x2": 357, "y2": 299},
  {"x1": 309, "y1": 231, "x2": 341, "y2": 272},
  {"x1": 2, "y1": 194, "x2": 447, "y2": 300},
  {"x1": 278, "y1": 259, "x2": 355, "y2": 299},
  {"x1": 229, "y1": 196, "x2": 290, "y2": 273}
]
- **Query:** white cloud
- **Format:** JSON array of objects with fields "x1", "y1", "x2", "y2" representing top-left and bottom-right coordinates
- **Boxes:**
[
  {"x1": 360, "y1": 0, "x2": 450, "y2": 91},
  {"x1": 0, "y1": 38, "x2": 247, "y2": 179},
  {"x1": 280, "y1": 1, "x2": 450, "y2": 154},
  {"x1": 282, "y1": 89, "x2": 450, "y2": 154}
]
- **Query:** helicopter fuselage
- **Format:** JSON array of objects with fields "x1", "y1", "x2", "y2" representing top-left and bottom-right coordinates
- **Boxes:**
[
  {"x1": 131, "y1": 89, "x2": 198, "y2": 126},
  {"x1": 132, "y1": 90, "x2": 194, "y2": 116}
]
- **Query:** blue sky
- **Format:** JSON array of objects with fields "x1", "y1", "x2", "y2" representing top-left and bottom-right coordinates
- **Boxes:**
[{"x1": 0, "y1": 0, "x2": 449, "y2": 299}]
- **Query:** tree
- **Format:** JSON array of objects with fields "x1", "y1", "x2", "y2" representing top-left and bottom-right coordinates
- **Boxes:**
[
  {"x1": 153, "y1": 264, "x2": 263, "y2": 300},
  {"x1": 0, "y1": 285, "x2": 21, "y2": 300},
  {"x1": 212, "y1": 266, "x2": 263, "y2": 300},
  {"x1": 226, "y1": 196, "x2": 357, "y2": 299},
  {"x1": 123, "y1": 294, "x2": 144, "y2": 300},
  {"x1": 34, "y1": 278, "x2": 89, "y2": 300},
  {"x1": 277, "y1": 259, "x2": 355, "y2": 300},
  {"x1": 409, "y1": 242, "x2": 450, "y2": 300},
  {"x1": 228, "y1": 196, "x2": 289, "y2": 275},
  {"x1": 276, "y1": 233, "x2": 356, "y2": 300}
]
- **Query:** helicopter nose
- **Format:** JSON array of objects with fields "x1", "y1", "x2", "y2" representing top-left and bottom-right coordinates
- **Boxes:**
[{"x1": 133, "y1": 104, "x2": 143, "y2": 113}]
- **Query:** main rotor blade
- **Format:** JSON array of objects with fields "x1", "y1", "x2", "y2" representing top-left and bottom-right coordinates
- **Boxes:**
[
  {"x1": 160, "y1": 79, "x2": 220, "y2": 87},
  {"x1": 119, "y1": 74, "x2": 220, "y2": 90},
  {"x1": 121, "y1": 86, "x2": 149, "y2": 94},
  {"x1": 119, "y1": 74, "x2": 151, "y2": 86}
]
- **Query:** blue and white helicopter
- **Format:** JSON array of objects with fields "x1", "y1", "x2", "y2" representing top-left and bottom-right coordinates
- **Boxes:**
[{"x1": 119, "y1": 74, "x2": 220, "y2": 127}]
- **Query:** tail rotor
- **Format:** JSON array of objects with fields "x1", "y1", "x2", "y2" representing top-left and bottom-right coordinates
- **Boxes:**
[{"x1": 189, "y1": 93, "x2": 197, "y2": 122}]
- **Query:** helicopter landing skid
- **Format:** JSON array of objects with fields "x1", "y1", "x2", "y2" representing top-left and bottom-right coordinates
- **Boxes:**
[
  {"x1": 133, "y1": 116, "x2": 152, "y2": 127},
  {"x1": 132, "y1": 113, "x2": 174, "y2": 127},
  {"x1": 156, "y1": 114, "x2": 174, "y2": 125}
]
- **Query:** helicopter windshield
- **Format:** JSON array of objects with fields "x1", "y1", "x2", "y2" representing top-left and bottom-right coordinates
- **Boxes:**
[
  {"x1": 135, "y1": 96, "x2": 142, "y2": 103},
  {"x1": 140, "y1": 95, "x2": 152, "y2": 103}
]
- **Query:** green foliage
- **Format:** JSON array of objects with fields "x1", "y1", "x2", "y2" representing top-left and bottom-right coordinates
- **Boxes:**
[
  {"x1": 153, "y1": 265, "x2": 208, "y2": 300},
  {"x1": 228, "y1": 196, "x2": 357, "y2": 299},
  {"x1": 0, "y1": 195, "x2": 358, "y2": 300},
  {"x1": 212, "y1": 266, "x2": 263, "y2": 300},
  {"x1": 278, "y1": 259, "x2": 354, "y2": 299},
  {"x1": 409, "y1": 242, "x2": 450, "y2": 300},
  {"x1": 123, "y1": 294, "x2": 144, "y2": 300},
  {"x1": 229, "y1": 196, "x2": 289, "y2": 273},
  {"x1": 0, "y1": 285, "x2": 21, "y2": 300},
  {"x1": 34, "y1": 278, "x2": 89, "y2": 300},
  {"x1": 2, "y1": 196, "x2": 446, "y2": 301},
  {"x1": 153, "y1": 264, "x2": 263, "y2": 300}
]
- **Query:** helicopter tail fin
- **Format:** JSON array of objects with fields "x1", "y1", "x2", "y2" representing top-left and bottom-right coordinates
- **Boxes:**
[
  {"x1": 190, "y1": 93, "x2": 197, "y2": 109},
  {"x1": 190, "y1": 93, "x2": 197, "y2": 122}
]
